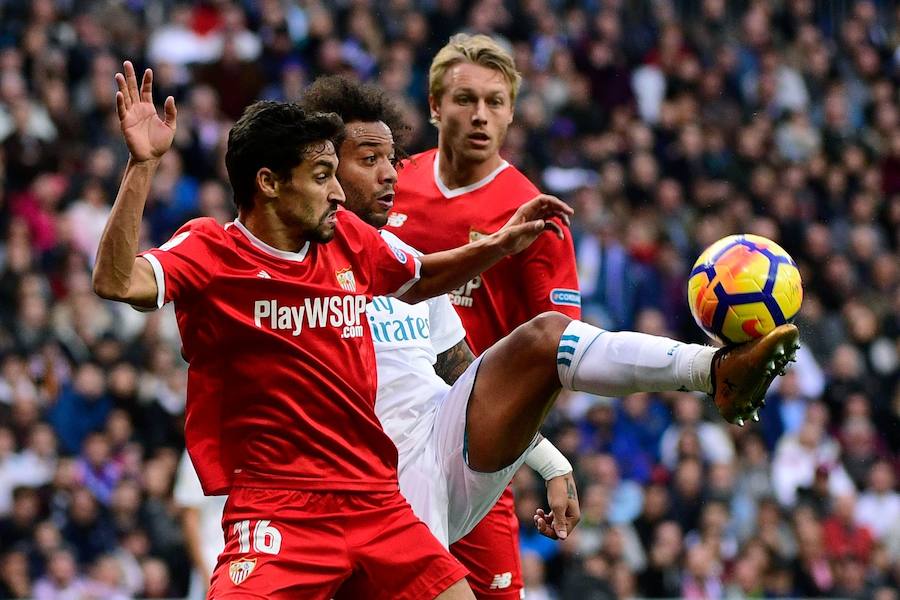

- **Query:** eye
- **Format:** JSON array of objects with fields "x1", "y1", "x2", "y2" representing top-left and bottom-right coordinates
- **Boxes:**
[
  {"x1": 489, "y1": 97, "x2": 504, "y2": 107},
  {"x1": 389, "y1": 156, "x2": 398, "y2": 166},
  {"x1": 455, "y1": 94, "x2": 472, "y2": 105},
  {"x1": 363, "y1": 155, "x2": 377, "y2": 165},
  {"x1": 315, "y1": 173, "x2": 329, "y2": 182}
]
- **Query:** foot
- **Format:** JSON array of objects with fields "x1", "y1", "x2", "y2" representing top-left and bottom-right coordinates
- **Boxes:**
[{"x1": 710, "y1": 324, "x2": 800, "y2": 426}]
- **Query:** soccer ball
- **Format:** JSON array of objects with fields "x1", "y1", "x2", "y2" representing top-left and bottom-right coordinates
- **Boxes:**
[{"x1": 688, "y1": 234, "x2": 802, "y2": 345}]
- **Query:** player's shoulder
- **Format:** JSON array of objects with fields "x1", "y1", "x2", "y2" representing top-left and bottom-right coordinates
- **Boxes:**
[
  {"x1": 493, "y1": 164, "x2": 541, "y2": 204},
  {"x1": 163, "y1": 217, "x2": 230, "y2": 249},
  {"x1": 396, "y1": 149, "x2": 438, "y2": 185},
  {"x1": 378, "y1": 229, "x2": 423, "y2": 257},
  {"x1": 397, "y1": 148, "x2": 437, "y2": 171},
  {"x1": 334, "y1": 208, "x2": 383, "y2": 246},
  {"x1": 178, "y1": 216, "x2": 229, "y2": 236}
]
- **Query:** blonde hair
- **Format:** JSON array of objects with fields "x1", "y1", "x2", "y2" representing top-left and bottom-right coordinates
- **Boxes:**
[{"x1": 428, "y1": 33, "x2": 522, "y2": 104}]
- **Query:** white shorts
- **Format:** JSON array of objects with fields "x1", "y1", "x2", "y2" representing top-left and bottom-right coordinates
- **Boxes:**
[{"x1": 397, "y1": 355, "x2": 538, "y2": 547}]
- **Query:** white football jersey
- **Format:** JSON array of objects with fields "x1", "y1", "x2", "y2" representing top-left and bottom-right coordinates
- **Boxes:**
[{"x1": 370, "y1": 230, "x2": 467, "y2": 459}]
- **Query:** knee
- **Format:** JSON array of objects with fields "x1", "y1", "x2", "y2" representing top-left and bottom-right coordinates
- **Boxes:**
[{"x1": 515, "y1": 311, "x2": 572, "y2": 358}]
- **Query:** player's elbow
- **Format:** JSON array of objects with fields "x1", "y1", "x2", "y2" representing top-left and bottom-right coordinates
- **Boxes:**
[{"x1": 92, "y1": 271, "x2": 127, "y2": 302}]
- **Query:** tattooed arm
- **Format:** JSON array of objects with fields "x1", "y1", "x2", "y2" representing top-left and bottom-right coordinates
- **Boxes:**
[{"x1": 434, "y1": 339, "x2": 476, "y2": 386}]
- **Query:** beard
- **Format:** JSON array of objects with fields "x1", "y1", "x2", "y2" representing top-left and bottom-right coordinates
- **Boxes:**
[{"x1": 309, "y1": 206, "x2": 338, "y2": 243}]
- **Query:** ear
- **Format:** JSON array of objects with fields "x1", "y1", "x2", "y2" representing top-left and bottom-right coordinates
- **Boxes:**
[
  {"x1": 428, "y1": 95, "x2": 440, "y2": 123},
  {"x1": 256, "y1": 168, "x2": 278, "y2": 199}
]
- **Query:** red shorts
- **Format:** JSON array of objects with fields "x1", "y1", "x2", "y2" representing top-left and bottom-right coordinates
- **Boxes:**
[
  {"x1": 208, "y1": 487, "x2": 467, "y2": 600},
  {"x1": 450, "y1": 487, "x2": 523, "y2": 599}
]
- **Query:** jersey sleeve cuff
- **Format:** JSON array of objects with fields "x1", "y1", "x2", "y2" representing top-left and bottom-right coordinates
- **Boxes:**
[
  {"x1": 131, "y1": 254, "x2": 165, "y2": 312},
  {"x1": 388, "y1": 256, "x2": 422, "y2": 299}
]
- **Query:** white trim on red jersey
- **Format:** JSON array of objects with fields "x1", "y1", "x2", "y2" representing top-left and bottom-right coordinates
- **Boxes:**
[
  {"x1": 232, "y1": 219, "x2": 311, "y2": 262},
  {"x1": 433, "y1": 151, "x2": 510, "y2": 199},
  {"x1": 142, "y1": 253, "x2": 166, "y2": 310}
]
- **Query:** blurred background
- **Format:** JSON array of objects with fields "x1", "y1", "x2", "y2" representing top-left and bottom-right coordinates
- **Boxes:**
[{"x1": 0, "y1": 0, "x2": 897, "y2": 598}]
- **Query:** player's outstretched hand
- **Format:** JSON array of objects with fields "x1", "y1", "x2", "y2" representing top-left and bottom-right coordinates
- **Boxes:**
[
  {"x1": 115, "y1": 61, "x2": 177, "y2": 162},
  {"x1": 495, "y1": 194, "x2": 574, "y2": 255},
  {"x1": 535, "y1": 472, "x2": 581, "y2": 540}
]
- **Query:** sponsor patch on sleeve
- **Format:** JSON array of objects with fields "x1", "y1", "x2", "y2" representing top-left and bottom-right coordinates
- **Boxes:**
[
  {"x1": 550, "y1": 288, "x2": 581, "y2": 307},
  {"x1": 390, "y1": 245, "x2": 409, "y2": 264}
]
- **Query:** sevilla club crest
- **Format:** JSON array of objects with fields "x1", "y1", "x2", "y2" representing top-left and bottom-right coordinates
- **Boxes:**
[
  {"x1": 229, "y1": 558, "x2": 257, "y2": 585},
  {"x1": 336, "y1": 268, "x2": 357, "y2": 292}
]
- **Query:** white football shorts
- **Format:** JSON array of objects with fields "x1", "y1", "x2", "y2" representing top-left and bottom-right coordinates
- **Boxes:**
[{"x1": 397, "y1": 355, "x2": 539, "y2": 547}]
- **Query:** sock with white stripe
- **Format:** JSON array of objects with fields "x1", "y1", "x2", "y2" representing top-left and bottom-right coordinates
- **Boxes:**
[{"x1": 556, "y1": 320, "x2": 715, "y2": 396}]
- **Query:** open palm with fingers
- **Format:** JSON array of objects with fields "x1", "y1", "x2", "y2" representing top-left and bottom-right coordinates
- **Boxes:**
[{"x1": 115, "y1": 60, "x2": 177, "y2": 162}]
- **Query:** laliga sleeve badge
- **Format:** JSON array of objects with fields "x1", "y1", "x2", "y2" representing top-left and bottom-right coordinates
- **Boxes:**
[{"x1": 229, "y1": 558, "x2": 257, "y2": 585}]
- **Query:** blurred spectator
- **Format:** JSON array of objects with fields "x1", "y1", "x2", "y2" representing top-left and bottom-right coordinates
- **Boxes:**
[{"x1": 659, "y1": 393, "x2": 734, "y2": 470}]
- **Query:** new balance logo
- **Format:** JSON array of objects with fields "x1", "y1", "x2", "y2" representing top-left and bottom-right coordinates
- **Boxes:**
[
  {"x1": 257, "y1": 270, "x2": 271, "y2": 279},
  {"x1": 387, "y1": 212, "x2": 407, "y2": 227},
  {"x1": 489, "y1": 572, "x2": 512, "y2": 589}
]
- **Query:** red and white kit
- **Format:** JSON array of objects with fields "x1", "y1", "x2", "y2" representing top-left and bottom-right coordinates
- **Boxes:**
[
  {"x1": 388, "y1": 149, "x2": 581, "y2": 598},
  {"x1": 140, "y1": 210, "x2": 466, "y2": 599}
]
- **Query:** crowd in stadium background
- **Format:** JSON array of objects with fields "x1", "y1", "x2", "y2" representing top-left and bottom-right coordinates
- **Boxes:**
[{"x1": 0, "y1": 0, "x2": 897, "y2": 598}]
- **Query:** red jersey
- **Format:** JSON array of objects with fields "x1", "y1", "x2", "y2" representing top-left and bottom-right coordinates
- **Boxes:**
[
  {"x1": 387, "y1": 149, "x2": 581, "y2": 354},
  {"x1": 140, "y1": 211, "x2": 420, "y2": 495}
]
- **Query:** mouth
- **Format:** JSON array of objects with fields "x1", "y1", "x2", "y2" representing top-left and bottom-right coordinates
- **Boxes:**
[
  {"x1": 467, "y1": 132, "x2": 491, "y2": 147},
  {"x1": 324, "y1": 209, "x2": 338, "y2": 225},
  {"x1": 376, "y1": 193, "x2": 394, "y2": 211}
]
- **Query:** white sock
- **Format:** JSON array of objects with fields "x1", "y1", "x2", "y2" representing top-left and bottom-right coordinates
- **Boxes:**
[{"x1": 556, "y1": 320, "x2": 716, "y2": 396}]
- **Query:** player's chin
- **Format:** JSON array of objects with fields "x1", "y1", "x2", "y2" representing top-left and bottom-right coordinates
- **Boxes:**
[
  {"x1": 369, "y1": 210, "x2": 389, "y2": 229},
  {"x1": 461, "y1": 145, "x2": 496, "y2": 161},
  {"x1": 312, "y1": 224, "x2": 337, "y2": 243}
]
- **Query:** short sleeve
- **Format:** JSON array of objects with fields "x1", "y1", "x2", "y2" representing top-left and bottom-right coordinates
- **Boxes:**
[
  {"x1": 364, "y1": 231, "x2": 421, "y2": 299},
  {"x1": 513, "y1": 220, "x2": 582, "y2": 319},
  {"x1": 427, "y1": 294, "x2": 466, "y2": 354},
  {"x1": 139, "y1": 219, "x2": 222, "y2": 309}
]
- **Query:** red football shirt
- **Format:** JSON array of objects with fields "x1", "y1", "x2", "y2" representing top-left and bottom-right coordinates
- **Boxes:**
[
  {"x1": 387, "y1": 149, "x2": 581, "y2": 355},
  {"x1": 140, "y1": 211, "x2": 420, "y2": 495}
]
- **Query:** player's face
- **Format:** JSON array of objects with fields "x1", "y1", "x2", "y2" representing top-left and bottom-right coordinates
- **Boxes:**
[
  {"x1": 276, "y1": 141, "x2": 346, "y2": 243},
  {"x1": 430, "y1": 62, "x2": 514, "y2": 164},
  {"x1": 336, "y1": 121, "x2": 398, "y2": 229}
]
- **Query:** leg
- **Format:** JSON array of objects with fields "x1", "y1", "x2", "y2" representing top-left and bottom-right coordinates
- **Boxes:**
[
  {"x1": 467, "y1": 314, "x2": 800, "y2": 471},
  {"x1": 449, "y1": 493, "x2": 524, "y2": 599},
  {"x1": 336, "y1": 491, "x2": 469, "y2": 600},
  {"x1": 435, "y1": 578, "x2": 477, "y2": 599},
  {"x1": 466, "y1": 312, "x2": 570, "y2": 472},
  {"x1": 208, "y1": 488, "x2": 349, "y2": 600}
]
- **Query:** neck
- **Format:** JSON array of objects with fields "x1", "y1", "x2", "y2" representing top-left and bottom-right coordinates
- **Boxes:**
[
  {"x1": 436, "y1": 141, "x2": 504, "y2": 189},
  {"x1": 239, "y1": 207, "x2": 309, "y2": 252}
]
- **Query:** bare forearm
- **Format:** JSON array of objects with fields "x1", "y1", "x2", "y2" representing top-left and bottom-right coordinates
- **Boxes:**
[
  {"x1": 93, "y1": 157, "x2": 158, "y2": 300},
  {"x1": 434, "y1": 340, "x2": 476, "y2": 385},
  {"x1": 181, "y1": 508, "x2": 208, "y2": 577},
  {"x1": 401, "y1": 236, "x2": 506, "y2": 303}
]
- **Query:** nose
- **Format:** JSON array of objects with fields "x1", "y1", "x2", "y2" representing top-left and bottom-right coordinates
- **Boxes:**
[
  {"x1": 331, "y1": 179, "x2": 346, "y2": 205},
  {"x1": 380, "y1": 159, "x2": 398, "y2": 184},
  {"x1": 471, "y1": 99, "x2": 488, "y2": 126}
]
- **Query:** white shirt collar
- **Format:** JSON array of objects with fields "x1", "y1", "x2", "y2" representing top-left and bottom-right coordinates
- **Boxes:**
[
  {"x1": 433, "y1": 151, "x2": 510, "y2": 199},
  {"x1": 232, "y1": 219, "x2": 311, "y2": 262}
]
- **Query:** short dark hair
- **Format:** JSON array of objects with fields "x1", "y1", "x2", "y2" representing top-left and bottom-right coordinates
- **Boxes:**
[
  {"x1": 300, "y1": 76, "x2": 410, "y2": 156},
  {"x1": 225, "y1": 102, "x2": 344, "y2": 211}
]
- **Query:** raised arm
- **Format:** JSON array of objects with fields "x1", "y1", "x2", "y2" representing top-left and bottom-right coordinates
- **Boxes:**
[
  {"x1": 92, "y1": 61, "x2": 177, "y2": 308},
  {"x1": 398, "y1": 194, "x2": 573, "y2": 304},
  {"x1": 434, "y1": 339, "x2": 476, "y2": 386}
]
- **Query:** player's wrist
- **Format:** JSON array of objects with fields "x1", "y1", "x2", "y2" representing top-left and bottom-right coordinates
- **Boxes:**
[{"x1": 525, "y1": 438, "x2": 572, "y2": 481}]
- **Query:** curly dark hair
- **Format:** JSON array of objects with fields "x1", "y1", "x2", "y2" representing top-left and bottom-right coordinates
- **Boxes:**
[
  {"x1": 299, "y1": 76, "x2": 410, "y2": 158},
  {"x1": 225, "y1": 101, "x2": 344, "y2": 211}
]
